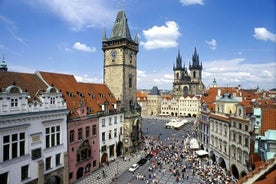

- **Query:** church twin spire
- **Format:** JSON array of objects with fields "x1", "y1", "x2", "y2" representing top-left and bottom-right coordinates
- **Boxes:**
[{"x1": 189, "y1": 47, "x2": 203, "y2": 70}]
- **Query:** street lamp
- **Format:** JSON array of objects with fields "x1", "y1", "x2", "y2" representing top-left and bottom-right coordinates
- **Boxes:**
[{"x1": 116, "y1": 159, "x2": 119, "y2": 175}]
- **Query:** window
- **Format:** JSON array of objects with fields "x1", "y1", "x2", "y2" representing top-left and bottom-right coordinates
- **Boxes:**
[
  {"x1": 11, "y1": 98, "x2": 18, "y2": 107},
  {"x1": 129, "y1": 77, "x2": 132, "y2": 88},
  {"x1": 232, "y1": 147, "x2": 236, "y2": 159},
  {"x1": 69, "y1": 172, "x2": 73, "y2": 180},
  {"x1": 69, "y1": 130, "x2": 74, "y2": 143},
  {"x1": 3, "y1": 132, "x2": 25, "y2": 161},
  {"x1": 114, "y1": 129, "x2": 117, "y2": 137},
  {"x1": 120, "y1": 115, "x2": 123, "y2": 122},
  {"x1": 244, "y1": 137, "x2": 249, "y2": 147},
  {"x1": 102, "y1": 119, "x2": 106, "y2": 127},
  {"x1": 238, "y1": 150, "x2": 242, "y2": 162},
  {"x1": 46, "y1": 126, "x2": 60, "y2": 148},
  {"x1": 109, "y1": 130, "x2": 112, "y2": 139},
  {"x1": 56, "y1": 153, "x2": 61, "y2": 166},
  {"x1": 0, "y1": 172, "x2": 8, "y2": 184},
  {"x1": 76, "y1": 140, "x2": 91, "y2": 163},
  {"x1": 31, "y1": 148, "x2": 42, "y2": 160},
  {"x1": 50, "y1": 97, "x2": 55, "y2": 104},
  {"x1": 78, "y1": 128, "x2": 82, "y2": 140},
  {"x1": 92, "y1": 125, "x2": 96, "y2": 136},
  {"x1": 46, "y1": 157, "x2": 51, "y2": 170},
  {"x1": 245, "y1": 125, "x2": 248, "y2": 131},
  {"x1": 114, "y1": 116, "x2": 117, "y2": 124},
  {"x1": 109, "y1": 117, "x2": 112, "y2": 125},
  {"x1": 239, "y1": 135, "x2": 242, "y2": 144},
  {"x1": 85, "y1": 126, "x2": 90, "y2": 138},
  {"x1": 21, "y1": 165, "x2": 29, "y2": 181},
  {"x1": 120, "y1": 127, "x2": 122, "y2": 135},
  {"x1": 239, "y1": 123, "x2": 242, "y2": 129},
  {"x1": 102, "y1": 132, "x2": 105, "y2": 141}
]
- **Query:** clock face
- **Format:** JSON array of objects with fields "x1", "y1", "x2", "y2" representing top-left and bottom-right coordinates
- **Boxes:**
[{"x1": 111, "y1": 50, "x2": 117, "y2": 59}]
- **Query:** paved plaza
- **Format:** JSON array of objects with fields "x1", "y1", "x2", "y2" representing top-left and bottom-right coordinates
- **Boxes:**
[
  {"x1": 74, "y1": 153, "x2": 142, "y2": 184},
  {"x1": 75, "y1": 117, "x2": 206, "y2": 184}
]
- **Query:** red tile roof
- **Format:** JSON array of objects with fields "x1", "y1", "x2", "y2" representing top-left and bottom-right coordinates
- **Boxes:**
[
  {"x1": 37, "y1": 71, "x2": 117, "y2": 118},
  {"x1": 0, "y1": 71, "x2": 48, "y2": 101},
  {"x1": 237, "y1": 154, "x2": 276, "y2": 184}
]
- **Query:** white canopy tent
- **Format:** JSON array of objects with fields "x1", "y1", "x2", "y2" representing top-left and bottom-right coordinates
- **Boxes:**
[
  {"x1": 189, "y1": 138, "x2": 200, "y2": 149},
  {"x1": 195, "y1": 150, "x2": 209, "y2": 156}
]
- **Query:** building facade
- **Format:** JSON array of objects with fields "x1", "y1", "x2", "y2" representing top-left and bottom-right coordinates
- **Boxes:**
[
  {"x1": 0, "y1": 71, "x2": 68, "y2": 184},
  {"x1": 146, "y1": 86, "x2": 162, "y2": 116}
]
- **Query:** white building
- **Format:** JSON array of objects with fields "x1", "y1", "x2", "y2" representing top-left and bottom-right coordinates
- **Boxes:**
[
  {"x1": 99, "y1": 109, "x2": 124, "y2": 164},
  {"x1": 179, "y1": 95, "x2": 201, "y2": 117},
  {"x1": 0, "y1": 72, "x2": 68, "y2": 184}
]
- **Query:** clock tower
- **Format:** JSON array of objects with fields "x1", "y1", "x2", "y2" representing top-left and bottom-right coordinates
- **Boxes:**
[{"x1": 102, "y1": 10, "x2": 141, "y2": 154}]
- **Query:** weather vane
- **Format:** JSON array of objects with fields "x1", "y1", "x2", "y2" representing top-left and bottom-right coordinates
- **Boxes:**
[{"x1": 117, "y1": 0, "x2": 126, "y2": 10}]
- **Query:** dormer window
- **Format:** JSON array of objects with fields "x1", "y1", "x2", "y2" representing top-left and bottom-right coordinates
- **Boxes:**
[
  {"x1": 99, "y1": 93, "x2": 105, "y2": 98},
  {"x1": 77, "y1": 92, "x2": 83, "y2": 97},
  {"x1": 67, "y1": 92, "x2": 74, "y2": 98},
  {"x1": 89, "y1": 93, "x2": 95, "y2": 99},
  {"x1": 11, "y1": 98, "x2": 18, "y2": 107},
  {"x1": 50, "y1": 97, "x2": 55, "y2": 104}
]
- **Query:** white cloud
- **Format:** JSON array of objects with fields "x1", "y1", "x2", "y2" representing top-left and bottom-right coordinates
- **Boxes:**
[
  {"x1": 137, "y1": 69, "x2": 174, "y2": 89},
  {"x1": 137, "y1": 57, "x2": 276, "y2": 90},
  {"x1": 75, "y1": 74, "x2": 102, "y2": 83},
  {"x1": 205, "y1": 38, "x2": 217, "y2": 50},
  {"x1": 140, "y1": 21, "x2": 181, "y2": 50},
  {"x1": 203, "y1": 58, "x2": 276, "y2": 90},
  {"x1": 180, "y1": 0, "x2": 204, "y2": 6},
  {"x1": 72, "y1": 42, "x2": 96, "y2": 53},
  {"x1": 253, "y1": 27, "x2": 276, "y2": 42},
  {"x1": 27, "y1": 0, "x2": 116, "y2": 31}
]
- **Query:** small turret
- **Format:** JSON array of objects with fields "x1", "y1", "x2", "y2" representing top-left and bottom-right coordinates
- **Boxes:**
[{"x1": 0, "y1": 56, "x2": 8, "y2": 71}]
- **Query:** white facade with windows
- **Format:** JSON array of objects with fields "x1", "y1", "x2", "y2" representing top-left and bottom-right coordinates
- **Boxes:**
[
  {"x1": 99, "y1": 111, "x2": 124, "y2": 163},
  {"x1": 0, "y1": 85, "x2": 68, "y2": 184},
  {"x1": 179, "y1": 95, "x2": 201, "y2": 117}
]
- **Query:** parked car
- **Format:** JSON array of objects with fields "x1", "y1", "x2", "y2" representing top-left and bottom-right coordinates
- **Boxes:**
[
  {"x1": 129, "y1": 163, "x2": 139, "y2": 172},
  {"x1": 145, "y1": 153, "x2": 154, "y2": 160},
  {"x1": 137, "y1": 158, "x2": 147, "y2": 166}
]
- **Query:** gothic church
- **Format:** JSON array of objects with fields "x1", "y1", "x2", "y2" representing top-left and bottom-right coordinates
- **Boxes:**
[{"x1": 172, "y1": 48, "x2": 205, "y2": 98}]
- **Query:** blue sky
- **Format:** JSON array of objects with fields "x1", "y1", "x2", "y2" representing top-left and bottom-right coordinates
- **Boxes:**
[{"x1": 0, "y1": 0, "x2": 275, "y2": 90}]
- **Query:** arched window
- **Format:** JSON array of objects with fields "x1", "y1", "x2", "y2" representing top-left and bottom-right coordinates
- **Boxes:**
[{"x1": 129, "y1": 77, "x2": 132, "y2": 88}]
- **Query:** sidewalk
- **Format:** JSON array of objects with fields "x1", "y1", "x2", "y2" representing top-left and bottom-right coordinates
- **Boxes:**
[{"x1": 74, "y1": 153, "x2": 142, "y2": 184}]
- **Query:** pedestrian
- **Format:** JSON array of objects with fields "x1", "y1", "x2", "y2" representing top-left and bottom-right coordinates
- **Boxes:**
[{"x1": 187, "y1": 174, "x2": 189, "y2": 180}]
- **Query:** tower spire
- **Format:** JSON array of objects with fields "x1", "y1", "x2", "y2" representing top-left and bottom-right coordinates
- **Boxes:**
[{"x1": 0, "y1": 55, "x2": 8, "y2": 71}]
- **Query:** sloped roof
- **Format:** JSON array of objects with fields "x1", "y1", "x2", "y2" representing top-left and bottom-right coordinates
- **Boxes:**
[
  {"x1": 237, "y1": 154, "x2": 276, "y2": 184},
  {"x1": 110, "y1": 11, "x2": 132, "y2": 40},
  {"x1": 79, "y1": 82, "x2": 116, "y2": 111},
  {"x1": 37, "y1": 71, "x2": 117, "y2": 119},
  {"x1": 162, "y1": 94, "x2": 173, "y2": 100},
  {"x1": 0, "y1": 71, "x2": 48, "y2": 101}
]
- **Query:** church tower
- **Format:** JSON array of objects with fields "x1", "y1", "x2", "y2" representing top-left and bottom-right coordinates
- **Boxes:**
[
  {"x1": 189, "y1": 47, "x2": 203, "y2": 83},
  {"x1": 189, "y1": 47, "x2": 204, "y2": 95},
  {"x1": 102, "y1": 10, "x2": 141, "y2": 154},
  {"x1": 172, "y1": 48, "x2": 205, "y2": 98},
  {"x1": 173, "y1": 50, "x2": 190, "y2": 98}
]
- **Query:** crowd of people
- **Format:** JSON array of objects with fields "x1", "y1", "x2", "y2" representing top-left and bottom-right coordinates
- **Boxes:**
[{"x1": 132, "y1": 123, "x2": 237, "y2": 184}]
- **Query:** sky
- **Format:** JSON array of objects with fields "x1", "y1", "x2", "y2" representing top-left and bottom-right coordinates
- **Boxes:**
[{"x1": 0, "y1": 0, "x2": 275, "y2": 90}]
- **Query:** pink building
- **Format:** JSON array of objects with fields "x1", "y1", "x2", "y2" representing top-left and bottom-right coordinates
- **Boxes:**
[{"x1": 36, "y1": 71, "x2": 119, "y2": 183}]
